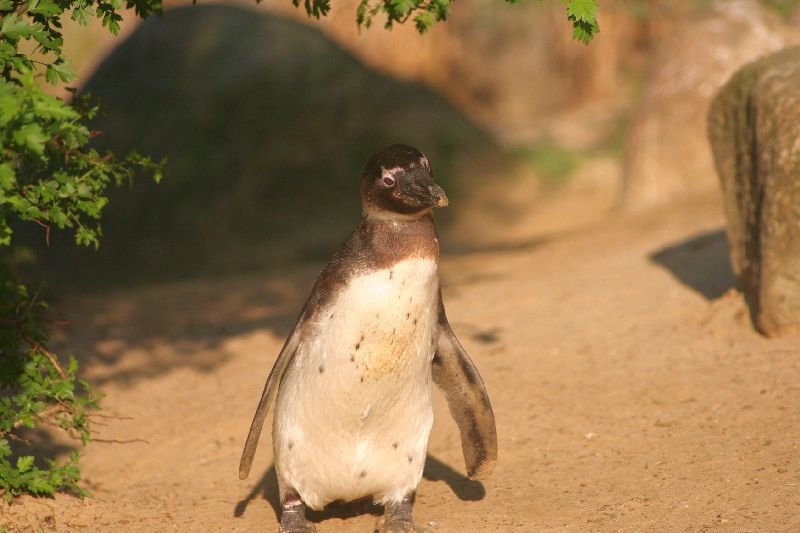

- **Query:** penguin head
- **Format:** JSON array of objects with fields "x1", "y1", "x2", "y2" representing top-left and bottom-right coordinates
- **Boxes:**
[{"x1": 360, "y1": 144, "x2": 449, "y2": 218}]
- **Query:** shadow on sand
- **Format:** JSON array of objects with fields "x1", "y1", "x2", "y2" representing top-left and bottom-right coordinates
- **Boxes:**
[
  {"x1": 649, "y1": 228, "x2": 739, "y2": 300},
  {"x1": 234, "y1": 455, "x2": 485, "y2": 526}
]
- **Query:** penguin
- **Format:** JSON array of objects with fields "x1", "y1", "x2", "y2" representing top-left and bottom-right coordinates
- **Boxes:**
[{"x1": 239, "y1": 144, "x2": 497, "y2": 533}]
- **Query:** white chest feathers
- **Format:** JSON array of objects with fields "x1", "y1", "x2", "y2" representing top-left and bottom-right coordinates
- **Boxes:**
[
  {"x1": 273, "y1": 258, "x2": 440, "y2": 509},
  {"x1": 322, "y1": 257, "x2": 439, "y2": 379}
]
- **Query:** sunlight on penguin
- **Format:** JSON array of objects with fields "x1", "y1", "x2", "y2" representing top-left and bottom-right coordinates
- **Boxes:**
[{"x1": 239, "y1": 144, "x2": 497, "y2": 532}]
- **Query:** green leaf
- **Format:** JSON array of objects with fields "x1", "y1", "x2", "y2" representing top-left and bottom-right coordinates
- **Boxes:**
[
  {"x1": 71, "y1": 6, "x2": 89, "y2": 25},
  {"x1": 75, "y1": 225, "x2": 99, "y2": 247},
  {"x1": 414, "y1": 11, "x2": 434, "y2": 33},
  {"x1": 40, "y1": 36, "x2": 63, "y2": 52},
  {"x1": 33, "y1": 94, "x2": 77, "y2": 120},
  {"x1": 12, "y1": 123, "x2": 49, "y2": 156},
  {"x1": 0, "y1": 163, "x2": 15, "y2": 189},
  {"x1": 27, "y1": 476, "x2": 55, "y2": 495},
  {"x1": 566, "y1": 0, "x2": 599, "y2": 44},
  {"x1": 44, "y1": 58, "x2": 76, "y2": 85},
  {"x1": 0, "y1": 218, "x2": 11, "y2": 245},
  {"x1": 16, "y1": 456, "x2": 34, "y2": 473},
  {"x1": 0, "y1": 13, "x2": 48, "y2": 43},
  {"x1": 0, "y1": 90, "x2": 20, "y2": 124},
  {"x1": 388, "y1": 0, "x2": 416, "y2": 15},
  {"x1": 566, "y1": 0, "x2": 598, "y2": 23},
  {"x1": 571, "y1": 18, "x2": 599, "y2": 45},
  {"x1": 27, "y1": 0, "x2": 61, "y2": 17}
]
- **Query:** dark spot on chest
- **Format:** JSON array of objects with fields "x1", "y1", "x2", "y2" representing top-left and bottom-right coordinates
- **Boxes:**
[
  {"x1": 407, "y1": 455, "x2": 413, "y2": 464},
  {"x1": 392, "y1": 442, "x2": 399, "y2": 449},
  {"x1": 359, "y1": 470, "x2": 368, "y2": 478},
  {"x1": 288, "y1": 441, "x2": 294, "y2": 450},
  {"x1": 350, "y1": 355, "x2": 356, "y2": 363},
  {"x1": 318, "y1": 365, "x2": 325, "y2": 374},
  {"x1": 389, "y1": 270, "x2": 394, "y2": 280},
  {"x1": 406, "y1": 313, "x2": 410, "y2": 319},
  {"x1": 413, "y1": 318, "x2": 418, "y2": 326}
]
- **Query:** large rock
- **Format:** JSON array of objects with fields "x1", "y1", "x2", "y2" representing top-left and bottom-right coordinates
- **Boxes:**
[
  {"x1": 30, "y1": 4, "x2": 510, "y2": 285},
  {"x1": 708, "y1": 46, "x2": 800, "y2": 337},
  {"x1": 622, "y1": 0, "x2": 798, "y2": 209}
]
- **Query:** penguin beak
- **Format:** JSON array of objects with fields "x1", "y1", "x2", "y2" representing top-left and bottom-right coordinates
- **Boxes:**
[{"x1": 427, "y1": 184, "x2": 449, "y2": 208}]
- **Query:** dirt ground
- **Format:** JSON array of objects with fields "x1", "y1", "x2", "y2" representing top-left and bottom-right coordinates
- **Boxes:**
[{"x1": 3, "y1": 188, "x2": 799, "y2": 532}]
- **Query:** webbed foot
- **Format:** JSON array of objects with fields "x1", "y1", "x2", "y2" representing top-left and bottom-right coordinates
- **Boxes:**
[
  {"x1": 280, "y1": 490, "x2": 316, "y2": 533},
  {"x1": 374, "y1": 494, "x2": 432, "y2": 533}
]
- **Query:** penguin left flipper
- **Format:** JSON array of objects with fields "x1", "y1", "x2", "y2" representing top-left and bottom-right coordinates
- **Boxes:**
[
  {"x1": 239, "y1": 307, "x2": 307, "y2": 480},
  {"x1": 432, "y1": 291, "x2": 498, "y2": 480}
]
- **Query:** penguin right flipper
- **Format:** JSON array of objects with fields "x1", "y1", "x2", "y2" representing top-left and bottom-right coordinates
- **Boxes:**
[
  {"x1": 432, "y1": 293, "x2": 497, "y2": 480},
  {"x1": 238, "y1": 309, "x2": 306, "y2": 480}
]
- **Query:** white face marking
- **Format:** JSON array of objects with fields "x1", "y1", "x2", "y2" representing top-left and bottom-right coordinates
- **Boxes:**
[
  {"x1": 419, "y1": 155, "x2": 430, "y2": 171},
  {"x1": 380, "y1": 166, "x2": 404, "y2": 181}
]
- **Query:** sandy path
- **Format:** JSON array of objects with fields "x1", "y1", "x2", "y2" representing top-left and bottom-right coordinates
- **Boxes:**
[{"x1": 4, "y1": 194, "x2": 799, "y2": 532}]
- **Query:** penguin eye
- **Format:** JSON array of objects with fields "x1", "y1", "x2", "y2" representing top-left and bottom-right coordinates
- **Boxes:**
[{"x1": 382, "y1": 175, "x2": 396, "y2": 187}]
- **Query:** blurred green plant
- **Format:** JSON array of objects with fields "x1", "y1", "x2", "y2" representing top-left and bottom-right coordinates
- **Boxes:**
[
  {"x1": 0, "y1": 0, "x2": 163, "y2": 501},
  {"x1": 516, "y1": 139, "x2": 582, "y2": 184},
  {"x1": 762, "y1": 0, "x2": 800, "y2": 17},
  {"x1": 0, "y1": 269, "x2": 99, "y2": 502},
  {"x1": 316, "y1": 0, "x2": 599, "y2": 42},
  {"x1": 624, "y1": 0, "x2": 800, "y2": 19}
]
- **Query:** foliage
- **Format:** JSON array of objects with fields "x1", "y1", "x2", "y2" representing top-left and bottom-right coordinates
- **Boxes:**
[
  {"x1": 284, "y1": 0, "x2": 601, "y2": 41},
  {"x1": 516, "y1": 139, "x2": 582, "y2": 184},
  {"x1": 0, "y1": 269, "x2": 99, "y2": 502},
  {"x1": 0, "y1": 0, "x2": 162, "y2": 501},
  {"x1": 762, "y1": 0, "x2": 800, "y2": 17}
]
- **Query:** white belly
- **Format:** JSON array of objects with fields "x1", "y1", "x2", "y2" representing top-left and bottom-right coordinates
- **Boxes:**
[{"x1": 273, "y1": 258, "x2": 439, "y2": 510}]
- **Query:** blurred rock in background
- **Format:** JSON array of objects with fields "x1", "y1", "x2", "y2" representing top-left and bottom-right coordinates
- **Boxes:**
[
  {"x1": 27, "y1": 4, "x2": 510, "y2": 285},
  {"x1": 622, "y1": 0, "x2": 800, "y2": 209},
  {"x1": 21, "y1": 0, "x2": 800, "y2": 288}
]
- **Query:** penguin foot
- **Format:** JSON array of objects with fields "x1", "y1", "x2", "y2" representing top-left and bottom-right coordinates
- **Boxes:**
[
  {"x1": 280, "y1": 511, "x2": 316, "y2": 533},
  {"x1": 280, "y1": 491, "x2": 316, "y2": 533},
  {"x1": 374, "y1": 494, "x2": 431, "y2": 533},
  {"x1": 280, "y1": 523, "x2": 316, "y2": 533},
  {"x1": 374, "y1": 518, "x2": 431, "y2": 533}
]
